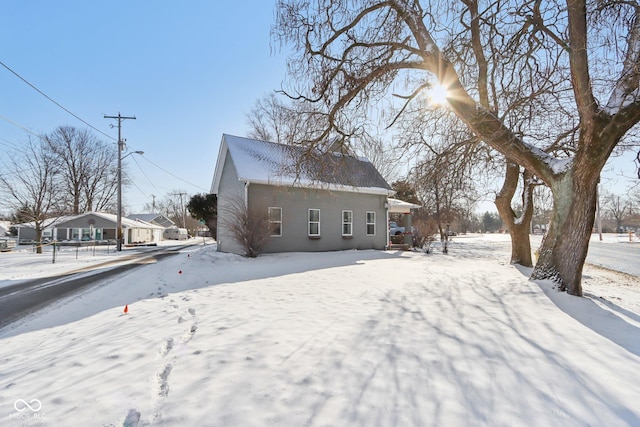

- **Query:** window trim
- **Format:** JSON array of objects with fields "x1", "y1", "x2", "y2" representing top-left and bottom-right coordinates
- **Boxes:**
[
  {"x1": 342, "y1": 210, "x2": 353, "y2": 237},
  {"x1": 268, "y1": 207, "x2": 282, "y2": 237},
  {"x1": 308, "y1": 208, "x2": 321, "y2": 237},
  {"x1": 366, "y1": 211, "x2": 376, "y2": 236}
]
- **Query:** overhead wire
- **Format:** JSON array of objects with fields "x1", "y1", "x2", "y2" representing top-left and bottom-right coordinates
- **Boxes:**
[
  {"x1": 137, "y1": 155, "x2": 209, "y2": 192},
  {"x1": 0, "y1": 113, "x2": 41, "y2": 139},
  {"x1": 130, "y1": 155, "x2": 161, "y2": 194},
  {"x1": 0, "y1": 59, "x2": 115, "y2": 141},
  {"x1": 1, "y1": 60, "x2": 208, "y2": 197}
]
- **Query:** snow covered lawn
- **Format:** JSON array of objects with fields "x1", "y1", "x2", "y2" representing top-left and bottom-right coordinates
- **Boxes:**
[{"x1": 1, "y1": 235, "x2": 639, "y2": 426}]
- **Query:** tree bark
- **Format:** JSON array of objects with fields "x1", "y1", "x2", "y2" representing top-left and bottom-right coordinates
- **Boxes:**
[
  {"x1": 495, "y1": 162, "x2": 534, "y2": 267},
  {"x1": 530, "y1": 167, "x2": 599, "y2": 296}
]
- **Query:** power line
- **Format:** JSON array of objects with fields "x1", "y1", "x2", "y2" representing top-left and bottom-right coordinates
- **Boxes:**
[
  {"x1": 130, "y1": 155, "x2": 162, "y2": 194},
  {"x1": 0, "y1": 113, "x2": 41, "y2": 139},
  {"x1": 0, "y1": 59, "x2": 115, "y2": 141},
  {"x1": 138, "y1": 155, "x2": 209, "y2": 191}
]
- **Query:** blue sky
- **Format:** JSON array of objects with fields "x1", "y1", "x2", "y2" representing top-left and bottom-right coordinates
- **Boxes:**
[
  {"x1": 0, "y1": 1, "x2": 288, "y2": 213},
  {"x1": 2, "y1": 1, "x2": 639, "y2": 216}
]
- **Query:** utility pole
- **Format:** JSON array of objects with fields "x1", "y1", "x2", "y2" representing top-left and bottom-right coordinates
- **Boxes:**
[
  {"x1": 172, "y1": 192, "x2": 188, "y2": 228},
  {"x1": 104, "y1": 113, "x2": 136, "y2": 251}
]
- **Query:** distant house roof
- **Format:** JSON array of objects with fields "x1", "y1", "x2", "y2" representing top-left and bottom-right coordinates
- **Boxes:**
[
  {"x1": 13, "y1": 216, "x2": 75, "y2": 229},
  {"x1": 44, "y1": 212, "x2": 164, "y2": 230},
  {"x1": 127, "y1": 213, "x2": 175, "y2": 228},
  {"x1": 211, "y1": 134, "x2": 393, "y2": 195}
]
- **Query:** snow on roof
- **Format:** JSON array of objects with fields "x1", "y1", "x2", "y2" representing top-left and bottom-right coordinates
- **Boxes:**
[
  {"x1": 212, "y1": 134, "x2": 393, "y2": 195},
  {"x1": 18, "y1": 212, "x2": 164, "y2": 230},
  {"x1": 13, "y1": 216, "x2": 75, "y2": 229},
  {"x1": 127, "y1": 213, "x2": 160, "y2": 222},
  {"x1": 83, "y1": 212, "x2": 164, "y2": 229},
  {"x1": 127, "y1": 213, "x2": 175, "y2": 227},
  {"x1": 388, "y1": 198, "x2": 421, "y2": 214}
]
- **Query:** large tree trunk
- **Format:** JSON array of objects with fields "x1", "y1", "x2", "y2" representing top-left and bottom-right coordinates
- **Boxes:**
[
  {"x1": 530, "y1": 168, "x2": 599, "y2": 296},
  {"x1": 495, "y1": 162, "x2": 534, "y2": 266},
  {"x1": 35, "y1": 226, "x2": 43, "y2": 254}
]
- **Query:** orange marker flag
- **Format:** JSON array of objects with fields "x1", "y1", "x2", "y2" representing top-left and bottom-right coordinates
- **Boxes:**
[{"x1": 124, "y1": 304, "x2": 129, "y2": 314}]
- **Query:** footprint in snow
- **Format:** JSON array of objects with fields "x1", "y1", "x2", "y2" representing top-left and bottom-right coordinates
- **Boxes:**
[
  {"x1": 181, "y1": 324, "x2": 198, "y2": 343},
  {"x1": 122, "y1": 408, "x2": 141, "y2": 427},
  {"x1": 158, "y1": 338, "x2": 174, "y2": 358},
  {"x1": 157, "y1": 364, "x2": 172, "y2": 397}
]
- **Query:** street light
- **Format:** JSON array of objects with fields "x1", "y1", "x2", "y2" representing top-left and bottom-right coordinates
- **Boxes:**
[
  {"x1": 105, "y1": 113, "x2": 136, "y2": 251},
  {"x1": 116, "y1": 147, "x2": 144, "y2": 251}
]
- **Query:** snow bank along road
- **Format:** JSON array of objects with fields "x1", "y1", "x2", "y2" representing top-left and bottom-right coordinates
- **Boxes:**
[{"x1": 0, "y1": 242, "x2": 199, "y2": 329}]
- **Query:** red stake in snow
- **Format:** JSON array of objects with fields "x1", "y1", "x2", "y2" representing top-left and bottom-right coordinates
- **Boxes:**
[{"x1": 124, "y1": 304, "x2": 129, "y2": 314}]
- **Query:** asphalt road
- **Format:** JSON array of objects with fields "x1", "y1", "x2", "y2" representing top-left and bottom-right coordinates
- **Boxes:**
[
  {"x1": 586, "y1": 239, "x2": 640, "y2": 277},
  {"x1": 0, "y1": 244, "x2": 193, "y2": 329}
]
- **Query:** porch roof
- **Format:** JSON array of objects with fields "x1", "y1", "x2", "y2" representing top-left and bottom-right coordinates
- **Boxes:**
[{"x1": 388, "y1": 198, "x2": 421, "y2": 214}]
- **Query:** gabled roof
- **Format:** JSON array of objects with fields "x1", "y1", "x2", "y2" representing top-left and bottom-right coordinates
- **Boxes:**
[
  {"x1": 13, "y1": 216, "x2": 75, "y2": 229},
  {"x1": 127, "y1": 213, "x2": 175, "y2": 228},
  {"x1": 54, "y1": 212, "x2": 164, "y2": 229},
  {"x1": 15, "y1": 212, "x2": 165, "y2": 230},
  {"x1": 211, "y1": 134, "x2": 392, "y2": 195}
]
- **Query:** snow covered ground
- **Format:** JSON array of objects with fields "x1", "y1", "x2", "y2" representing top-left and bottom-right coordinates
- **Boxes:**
[{"x1": 1, "y1": 234, "x2": 639, "y2": 426}]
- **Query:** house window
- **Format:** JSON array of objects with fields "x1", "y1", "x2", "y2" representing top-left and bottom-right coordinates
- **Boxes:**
[
  {"x1": 342, "y1": 210, "x2": 353, "y2": 236},
  {"x1": 269, "y1": 207, "x2": 282, "y2": 237},
  {"x1": 366, "y1": 211, "x2": 376, "y2": 235},
  {"x1": 308, "y1": 209, "x2": 320, "y2": 237}
]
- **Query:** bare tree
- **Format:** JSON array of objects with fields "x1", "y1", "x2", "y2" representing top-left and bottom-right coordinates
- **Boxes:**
[
  {"x1": 83, "y1": 143, "x2": 119, "y2": 213},
  {"x1": 246, "y1": 93, "x2": 327, "y2": 145},
  {"x1": 274, "y1": 0, "x2": 640, "y2": 296},
  {"x1": 247, "y1": 94, "x2": 402, "y2": 183},
  {"x1": 155, "y1": 190, "x2": 189, "y2": 228},
  {"x1": 411, "y1": 142, "x2": 479, "y2": 239},
  {"x1": 247, "y1": 93, "x2": 299, "y2": 144},
  {"x1": 602, "y1": 192, "x2": 630, "y2": 232},
  {"x1": 221, "y1": 196, "x2": 271, "y2": 257},
  {"x1": 353, "y1": 134, "x2": 401, "y2": 183},
  {"x1": 44, "y1": 126, "x2": 118, "y2": 215},
  {"x1": 0, "y1": 138, "x2": 61, "y2": 253}
]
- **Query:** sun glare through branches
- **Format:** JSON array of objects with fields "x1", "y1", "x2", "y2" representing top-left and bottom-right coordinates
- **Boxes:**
[{"x1": 428, "y1": 84, "x2": 449, "y2": 106}]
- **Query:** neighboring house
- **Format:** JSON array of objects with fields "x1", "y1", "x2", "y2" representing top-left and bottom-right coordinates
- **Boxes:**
[
  {"x1": 54, "y1": 212, "x2": 163, "y2": 244},
  {"x1": 128, "y1": 213, "x2": 186, "y2": 241},
  {"x1": 127, "y1": 213, "x2": 176, "y2": 229},
  {"x1": 211, "y1": 134, "x2": 394, "y2": 255},
  {"x1": 16, "y1": 212, "x2": 163, "y2": 245},
  {"x1": 15, "y1": 217, "x2": 72, "y2": 243}
]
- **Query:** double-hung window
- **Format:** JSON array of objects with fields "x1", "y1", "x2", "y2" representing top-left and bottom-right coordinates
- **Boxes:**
[
  {"x1": 342, "y1": 210, "x2": 353, "y2": 236},
  {"x1": 268, "y1": 207, "x2": 282, "y2": 237},
  {"x1": 308, "y1": 209, "x2": 320, "y2": 237},
  {"x1": 366, "y1": 211, "x2": 376, "y2": 235}
]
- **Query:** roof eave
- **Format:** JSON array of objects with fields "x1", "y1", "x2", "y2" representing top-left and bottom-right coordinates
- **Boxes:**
[{"x1": 242, "y1": 177, "x2": 393, "y2": 196}]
